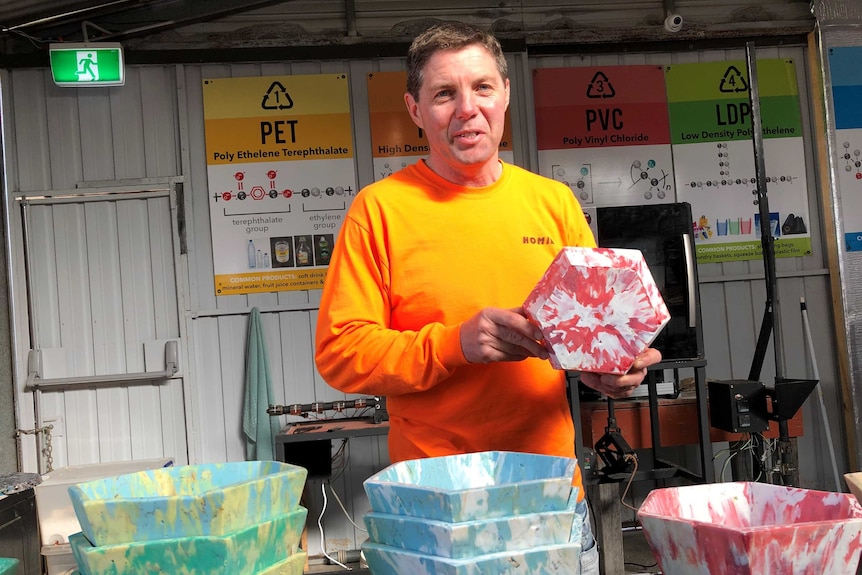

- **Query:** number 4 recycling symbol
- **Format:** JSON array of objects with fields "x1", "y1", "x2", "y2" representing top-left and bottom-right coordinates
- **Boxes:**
[
  {"x1": 719, "y1": 66, "x2": 749, "y2": 93},
  {"x1": 261, "y1": 81, "x2": 294, "y2": 110}
]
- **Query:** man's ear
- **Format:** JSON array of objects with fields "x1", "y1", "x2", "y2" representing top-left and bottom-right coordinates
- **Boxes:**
[{"x1": 404, "y1": 92, "x2": 423, "y2": 129}]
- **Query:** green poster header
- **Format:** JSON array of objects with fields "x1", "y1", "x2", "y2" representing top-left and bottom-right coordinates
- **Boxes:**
[
  {"x1": 665, "y1": 59, "x2": 799, "y2": 102},
  {"x1": 665, "y1": 59, "x2": 802, "y2": 145}
]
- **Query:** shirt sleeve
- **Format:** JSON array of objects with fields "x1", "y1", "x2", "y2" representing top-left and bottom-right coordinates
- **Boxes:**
[{"x1": 314, "y1": 212, "x2": 469, "y2": 397}]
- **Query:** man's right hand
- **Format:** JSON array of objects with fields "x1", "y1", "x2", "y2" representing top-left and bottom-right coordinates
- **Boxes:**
[{"x1": 460, "y1": 307, "x2": 550, "y2": 364}]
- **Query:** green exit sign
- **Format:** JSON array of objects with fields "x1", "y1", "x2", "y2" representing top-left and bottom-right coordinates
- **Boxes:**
[{"x1": 49, "y1": 43, "x2": 125, "y2": 87}]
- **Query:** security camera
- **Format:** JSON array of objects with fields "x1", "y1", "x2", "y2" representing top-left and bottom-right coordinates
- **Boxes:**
[{"x1": 664, "y1": 13, "x2": 683, "y2": 33}]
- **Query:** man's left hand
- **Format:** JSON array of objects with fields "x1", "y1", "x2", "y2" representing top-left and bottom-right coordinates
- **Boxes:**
[{"x1": 579, "y1": 348, "x2": 662, "y2": 399}]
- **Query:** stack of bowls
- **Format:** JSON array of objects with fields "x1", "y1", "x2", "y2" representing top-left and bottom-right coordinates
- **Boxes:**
[
  {"x1": 65, "y1": 461, "x2": 308, "y2": 575},
  {"x1": 362, "y1": 451, "x2": 582, "y2": 575}
]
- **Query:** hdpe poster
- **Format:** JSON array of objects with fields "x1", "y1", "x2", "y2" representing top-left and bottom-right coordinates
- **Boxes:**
[
  {"x1": 367, "y1": 70, "x2": 514, "y2": 181},
  {"x1": 203, "y1": 74, "x2": 357, "y2": 295},
  {"x1": 666, "y1": 59, "x2": 812, "y2": 263},
  {"x1": 827, "y1": 47, "x2": 862, "y2": 252}
]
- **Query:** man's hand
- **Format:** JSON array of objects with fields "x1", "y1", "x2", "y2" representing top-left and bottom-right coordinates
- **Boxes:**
[
  {"x1": 579, "y1": 347, "x2": 663, "y2": 399},
  {"x1": 460, "y1": 307, "x2": 549, "y2": 364}
]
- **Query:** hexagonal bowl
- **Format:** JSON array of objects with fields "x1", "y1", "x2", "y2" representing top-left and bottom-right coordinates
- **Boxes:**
[
  {"x1": 0, "y1": 559, "x2": 19, "y2": 575},
  {"x1": 637, "y1": 482, "x2": 862, "y2": 575},
  {"x1": 68, "y1": 506, "x2": 306, "y2": 575},
  {"x1": 362, "y1": 540, "x2": 581, "y2": 575},
  {"x1": 69, "y1": 461, "x2": 307, "y2": 546},
  {"x1": 364, "y1": 508, "x2": 575, "y2": 559},
  {"x1": 523, "y1": 247, "x2": 670, "y2": 374},
  {"x1": 363, "y1": 451, "x2": 576, "y2": 524},
  {"x1": 256, "y1": 551, "x2": 306, "y2": 575}
]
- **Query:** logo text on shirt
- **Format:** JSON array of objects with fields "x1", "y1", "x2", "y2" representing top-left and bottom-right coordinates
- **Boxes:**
[{"x1": 523, "y1": 236, "x2": 555, "y2": 245}]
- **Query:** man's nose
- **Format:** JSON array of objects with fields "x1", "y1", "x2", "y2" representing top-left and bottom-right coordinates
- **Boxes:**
[{"x1": 455, "y1": 91, "x2": 478, "y2": 118}]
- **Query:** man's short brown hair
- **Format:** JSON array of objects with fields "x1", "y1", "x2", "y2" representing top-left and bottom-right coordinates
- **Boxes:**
[{"x1": 406, "y1": 22, "x2": 508, "y2": 100}]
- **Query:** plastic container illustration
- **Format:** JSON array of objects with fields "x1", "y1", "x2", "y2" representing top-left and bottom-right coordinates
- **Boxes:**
[
  {"x1": 69, "y1": 461, "x2": 307, "y2": 546},
  {"x1": 638, "y1": 481, "x2": 862, "y2": 575}
]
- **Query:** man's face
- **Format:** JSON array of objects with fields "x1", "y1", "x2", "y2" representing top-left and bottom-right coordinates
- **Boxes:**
[{"x1": 404, "y1": 44, "x2": 510, "y2": 185}]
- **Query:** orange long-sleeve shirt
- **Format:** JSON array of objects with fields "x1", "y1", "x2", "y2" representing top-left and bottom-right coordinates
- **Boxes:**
[{"x1": 315, "y1": 160, "x2": 595, "y2": 495}]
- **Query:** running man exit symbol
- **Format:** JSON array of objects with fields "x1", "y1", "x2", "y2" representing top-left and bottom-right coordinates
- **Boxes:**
[{"x1": 77, "y1": 51, "x2": 99, "y2": 81}]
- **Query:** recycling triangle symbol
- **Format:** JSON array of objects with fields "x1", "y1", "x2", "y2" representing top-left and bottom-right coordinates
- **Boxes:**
[
  {"x1": 262, "y1": 81, "x2": 294, "y2": 110},
  {"x1": 586, "y1": 72, "x2": 616, "y2": 99},
  {"x1": 719, "y1": 66, "x2": 749, "y2": 93}
]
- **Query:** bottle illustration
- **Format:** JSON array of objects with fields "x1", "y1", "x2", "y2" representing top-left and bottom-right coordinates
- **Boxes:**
[
  {"x1": 317, "y1": 236, "x2": 331, "y2": 264},
  {"x1": 274, "y1": 240, "x2": 290, "y2": 263},
  {"x1": 247, "y1": 239, "x2": 256, "y2": 268},
  {"x1": 297, "y1": 237, "x2": 310, "y2": 266},
  {"x1": 263, "y1": 252, "x2": 271, "y2": 268},
  {"x1": 257, "y1": 249, "x2": 263, "y2": 268}
]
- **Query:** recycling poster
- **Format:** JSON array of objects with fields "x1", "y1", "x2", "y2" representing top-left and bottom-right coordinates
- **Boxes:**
[
  {"x1": 367, "y1": 70, "x2": 514, "y2": 181},
  {"x1": 533, "y1": 65, "x2": 675, "y2": 212},
  {"x1": 666, "y1": 60, "x2": 812, "y2": 262},
  {"x1": 202, "y1": 74, "x2": 357, "y2": 295},
  {"x1": 827, "y1": 47, "x2": 862, "y2": 252}
]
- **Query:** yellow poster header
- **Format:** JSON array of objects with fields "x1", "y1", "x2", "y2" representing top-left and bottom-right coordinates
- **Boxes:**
[{"x1": 203, "y1": 74, "x2": 350, "y2": 118}]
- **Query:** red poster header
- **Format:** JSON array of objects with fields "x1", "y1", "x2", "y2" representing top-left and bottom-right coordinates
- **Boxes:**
[{"x1": 533, "y1": 66, "x2": 671, "y2": 150}]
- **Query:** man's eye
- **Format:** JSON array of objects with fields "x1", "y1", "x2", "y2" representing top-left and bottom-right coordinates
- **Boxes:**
[{"x1": 435, "y1": 90, "x2": 451, "y2": 98}]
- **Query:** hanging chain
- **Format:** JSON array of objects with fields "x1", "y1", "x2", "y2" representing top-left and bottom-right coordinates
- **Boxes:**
[{"x1": 16, "y1": 424, "x2": 54, "y2": 472}]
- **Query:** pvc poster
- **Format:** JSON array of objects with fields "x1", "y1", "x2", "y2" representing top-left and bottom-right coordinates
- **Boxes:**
[
  {"x1": 367, "y1": 70, "x2": 514, "y2": 181},
  {"x1": 203, "y1": 74, "x2": 357, "y2": 295},
  {"x1": 533, "y1": 65, "x2": 674, "y2": 209},
  {"x1": 666, "y1": 59, "x2": 812, "y2": 263},
  {"x1": 827, "y1": 47, "x2": 862, "y2": 252}
]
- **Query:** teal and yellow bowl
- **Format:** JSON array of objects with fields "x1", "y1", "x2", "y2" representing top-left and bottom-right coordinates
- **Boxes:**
[
  {"x1": 69, "y1": 506, "x2": 306, "y2": 575},
  {"x1": 0, "y1": 558, "x2": 19, "y2": 575},
  {"x1": 69, "y1": 461, "x2": 307, "y2": 546}
]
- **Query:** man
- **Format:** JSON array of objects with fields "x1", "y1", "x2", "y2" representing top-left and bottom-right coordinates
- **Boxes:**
[{"x1": 315, "y1": 21, "x2": 661, "y2": 572}]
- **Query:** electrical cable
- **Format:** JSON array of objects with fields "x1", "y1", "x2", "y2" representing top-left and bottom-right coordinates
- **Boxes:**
[
  {"x1": 327, "y1": 483, "x2": 367, "y2": 533},
  {"x1": 620, "y1": 454, "x2": 639, "y2": 513},
  {"x1": 318, "y1": 482, "x2": 352, "y2": 571}
]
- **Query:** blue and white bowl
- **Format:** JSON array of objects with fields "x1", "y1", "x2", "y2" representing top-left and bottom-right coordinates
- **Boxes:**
[{"x1": 363, "y1": 451, "x2": 576, "y2": 524}]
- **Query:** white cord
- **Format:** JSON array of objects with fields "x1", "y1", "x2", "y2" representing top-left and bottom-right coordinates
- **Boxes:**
[
  {"x1": 328, "y1": 483, "x2": 368, "y2": 533},
  {"x1": 318, "y1": 482, "x2": 352, "y2": 570}
]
